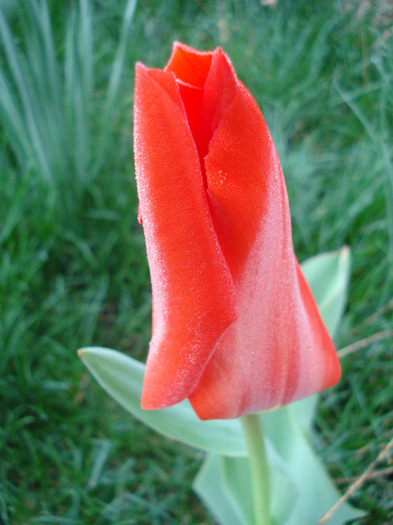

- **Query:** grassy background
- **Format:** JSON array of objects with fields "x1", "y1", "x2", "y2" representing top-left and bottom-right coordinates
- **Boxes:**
[{"x1": 1, "y1": 0, "x2": 393, "y2": 523}]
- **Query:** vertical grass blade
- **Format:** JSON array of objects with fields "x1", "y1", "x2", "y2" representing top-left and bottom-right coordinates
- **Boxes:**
[{"x1": 104, "y1": 0, "x2": 137, "y2": 118}]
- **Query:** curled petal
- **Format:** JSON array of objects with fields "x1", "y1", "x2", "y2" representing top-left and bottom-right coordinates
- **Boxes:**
[{"x1": 134, "y1": 63, "x2": 237, "y2": 410}]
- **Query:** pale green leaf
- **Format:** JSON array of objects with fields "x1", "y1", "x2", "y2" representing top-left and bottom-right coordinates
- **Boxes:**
[
  {"x1": 301, "y1": 246, "x2": 351, "y2": 339},
  {"x1": 262, "y1": 408, "x2": 365, "y2": 525},
  {"x1": 220, "y1": 443, "x2": 298, "y2": 525},
  {"x1": 193, "y1": 454, "x2": 242, "y2": 525},
  {"x1": 220, "y1": 456, "x2": 253, "y2": 525},
  {"x1": 289, "y1": 394, "x2": 319, "y2": 435},
  {"x1": 290, "y1": 248, "x2": 351, "y2": 435},
  {"x1": 79, "y1": 346, "x2": 246, "y2": 456}
]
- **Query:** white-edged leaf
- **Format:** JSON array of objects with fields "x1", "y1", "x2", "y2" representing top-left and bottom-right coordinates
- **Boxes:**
[{"x1": 79, "y1": 346, "x2": 246, "y2": 456}]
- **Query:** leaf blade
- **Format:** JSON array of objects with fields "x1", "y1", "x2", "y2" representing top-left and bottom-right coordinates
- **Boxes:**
[
  {"x1": 301, "y1": 246, "x2": 351, "y2": 339},
  {"x1": 79, "y1": 346, "x2": 247, "y2": 456}
]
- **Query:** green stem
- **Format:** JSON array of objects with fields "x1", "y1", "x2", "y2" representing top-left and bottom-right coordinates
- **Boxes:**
[{"x1": 241, "y1": 414, "x2": 270, "y2": 525}]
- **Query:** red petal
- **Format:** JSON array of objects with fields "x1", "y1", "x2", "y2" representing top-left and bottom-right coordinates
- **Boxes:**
[
  {"x1": 134, "y1": 63, "x2": 238, "y2": 410},
  {"x1": 165, "y1": 41, "x2": 213, "y2": 88},
  {"x1": 205, "y1": 71, "x2": 275, "y2": 277},
  {"x1": 187, "y1": 65, "x2": 341, "y2": 419},
  {"x1": 189, "y1": 249, "x2": 341, "y2": 419}
]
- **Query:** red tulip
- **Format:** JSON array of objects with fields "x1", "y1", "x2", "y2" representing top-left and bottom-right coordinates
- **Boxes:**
[{"x1": 133, "y1": 42, "x2": 341, "y2": 420}]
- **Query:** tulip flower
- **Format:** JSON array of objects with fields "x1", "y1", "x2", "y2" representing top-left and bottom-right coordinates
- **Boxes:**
[{"x1": 133, "y1": 42, "x2": 341, "y2": 420}]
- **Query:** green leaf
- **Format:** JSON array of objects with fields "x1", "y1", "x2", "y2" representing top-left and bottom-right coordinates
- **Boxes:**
[
  {"x1": 301, "y1": 246, "x2": 351, "y2": 339},
  {"x1": 194, "y1": 442, "x2": 298, "y2": 525},
  {"x1": 79, "y1": 346, "x2": 246, "y2": 456},
  {"x1": 193, "y1": 454, "x2": 242, "y2": 525},
  {"x1": 194, "y1": 416, "x2": 363, "y2": 525},
  {"x1": 220, "y1": 456, "x2": 253, "y2": 525},
  {"x1": 262, "y1": 408, "x2": 365, "y2": 525},
  {"x1": 269, "y1": 465, "x2": 299, "y2": 525},
  {"x1": 290, "y1": 248, "x2": 352, "y2": 441},
  {"x1": 289, "y1": 394, "x2": 319, "y2": 435},
  {"x1": 220, "y1": 443, "x2": 298, "y2": 525}
]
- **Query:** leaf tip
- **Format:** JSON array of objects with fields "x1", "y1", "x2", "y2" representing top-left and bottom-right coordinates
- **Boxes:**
[
  {"x1": 340, "y1": 244, "x2": 351, "y2": 258},
  {"x1": 78, "y1": 347, "x2": 93, "y2": 361}
]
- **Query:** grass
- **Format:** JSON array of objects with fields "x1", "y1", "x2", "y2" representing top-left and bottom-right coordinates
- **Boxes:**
[{"x1": 1, "y1": 0, "x2": 393, "y2": 523}]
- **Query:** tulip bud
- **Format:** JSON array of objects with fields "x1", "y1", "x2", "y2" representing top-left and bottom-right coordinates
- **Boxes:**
[{"x1": 134, "y1": 42, "x2": 340, "y2": 420}]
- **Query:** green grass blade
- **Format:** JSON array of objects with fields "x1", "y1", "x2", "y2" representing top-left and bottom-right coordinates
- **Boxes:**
[{"x1": 104, "y1": 0, "x2": 137, "y2": 117}]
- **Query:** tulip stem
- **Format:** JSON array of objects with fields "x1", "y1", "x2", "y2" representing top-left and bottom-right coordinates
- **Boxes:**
[{"x1": 241, "y1": 414, "x2": 270, "y2": 525}]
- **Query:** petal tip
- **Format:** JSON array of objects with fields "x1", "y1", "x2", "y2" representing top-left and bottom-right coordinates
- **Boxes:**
[
  {"x1": 135, "y1": 61, "x2": 148, "y2": 75},
  {"x1": 141, "y1": 389, "x2": 173, "y2": 411}
]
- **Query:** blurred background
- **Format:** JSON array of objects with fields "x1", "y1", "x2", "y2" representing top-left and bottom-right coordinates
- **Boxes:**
[{"x1": 1, "y1": 0, "x2": 393, "y2": 523}]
